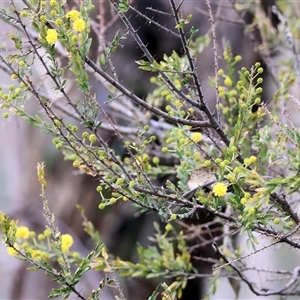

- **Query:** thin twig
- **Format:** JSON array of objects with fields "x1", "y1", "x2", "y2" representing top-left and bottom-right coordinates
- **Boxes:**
[
  {"x1": 168, "y1": 0, "x2": 230, "y2": 147},
  {"x1": 129, "y1": 5, "x2": 180, "y2": 38},
  {"x1": 85, "y1": 57, "x2": 211, "y2": 128},
  {"x1": 206, "y1": 0, "x2": 221, "y2": 124}
]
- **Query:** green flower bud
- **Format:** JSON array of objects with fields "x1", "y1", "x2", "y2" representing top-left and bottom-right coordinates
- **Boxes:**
[
  {"x1": 98, "y1": 203, "x2": 105, "y2": 209},
  {"x1": 89, "y1": 134, "x2": 97, "y2": 143},
  {"x1": 20, "y1": 11, "x2": 28, "y2": 17},
  {"x1": 256, "y1": 87, "x2": 263, "y2": 94},
  {"x1": 116, "y1": 178, "x2": 124, "y2": 185},
  {"x1": 110, "y1": 197, "x2": 117, "y2": 204},
  {"x1": 162, "y1": 147, "x2": 168, "y2": 153},
  {"x1": 257, "y1": 67, "x2": 264, "y2": 73},
  {"x1": 152, "y1": 157, "x2": 160, "y2": 164},
  {"x1": 165, "y1": 224, "x2": 173, "y2": 231},
  {"x1": 170, "y1": 214, "x2": 177, "y2": 220},
  {"x1": 82, "y1": 132, "x2": 89, "y2": 139},
  {"x1": 129, "y1": 181, "x2": 135, "y2": 187}
]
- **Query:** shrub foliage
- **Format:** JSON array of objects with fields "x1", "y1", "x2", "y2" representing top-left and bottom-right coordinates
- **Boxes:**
[{"x1": 1, "y1": 0, "x2": 300, "y2": 299}]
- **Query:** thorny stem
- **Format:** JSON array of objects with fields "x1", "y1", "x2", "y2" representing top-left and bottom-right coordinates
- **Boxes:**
[
  {"x1": 114, "y1": 4, "x2": 206, "y2": 112},
  {"x1": 1, "y1": 1, "x2": 300, "y2": 297},
  {"x1": 85, "y1": 57, "x2": 211, "y2": 128},
  {"x1": 168, "y1": 0, "x2": 229, "y2": 146},
  {"x1": 205, "y1": 0, "x2": 221, "y2": 124},
  {"x1": 129, "y1": 5, "x2": 180, "y2": 38},
  {"x1": 6, "y1": 242, "x2": 86, "y2": 299}
]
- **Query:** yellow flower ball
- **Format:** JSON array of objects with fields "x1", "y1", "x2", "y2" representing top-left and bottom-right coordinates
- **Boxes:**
[
  {"x1": 30, "y1": 249, "x2": 41, "y2": 259},
  {"x1": 191, "y1": 132, "x2": 202, "y2": 143},
  {"x1": 45, "y1": 29, "x2": 58, "y2": 45},
  {"x1": 50, "y1": 0, "x2": 57, "y2": 7},
  {"x1": 7, "y1": 244, "x2": 18, "y2": 256},
  {"x1": 61, "y1": 234, "x2": 74, "y2": 252},
  {"x1": 16, "y1": 226, "x2": 30, "y2": 239},
  {"x1": 212, "y1": 182, "x2": 227, "y2": 197},
  {"x1": 73, "y1": 18, "x2": 86, "y2": 32},
  {"x1": 66, "y1": 10, "x2": 80, "y2": 21}
]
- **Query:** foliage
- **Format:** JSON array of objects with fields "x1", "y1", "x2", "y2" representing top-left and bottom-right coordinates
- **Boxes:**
[{"x1": 1, "y1": 0, "x2": 300, "y2": 299}]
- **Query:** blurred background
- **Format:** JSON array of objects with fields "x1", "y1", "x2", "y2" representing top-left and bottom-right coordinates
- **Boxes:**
[{"x1": 0, "y1": 1, "x2": 299, "y2": 299}]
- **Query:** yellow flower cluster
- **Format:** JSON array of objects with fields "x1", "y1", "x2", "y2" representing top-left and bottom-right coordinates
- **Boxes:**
[
  {"x1": 73, "y1": 18, "x2": 86, "y2": 32},
  {"x1": 65, "y1": 9, "x2": 86, "y2": 32},
  {"x1": 7, "y1": 243, "x2": 19, "y2": 256},
  {"x1": 6, "y1": 225, "x2": 31, "y2": 256},
  {"x1": 16, "y1": 226, "x2": 30, "y2": 239},
  {"x1": 213, "y1": 182, "x2": 227, "y2": 197},
  {"x1": 30, "y1": 249, "x2": 49, "y2": 260},
  {"x1": 66, "y1": 10, "x2": 80, "y2": 21},
  {"x1": 61, "y1": 234, "x2": 74, "y2": 252},
  {"x1": 191, "y1": 132, "x2": 202, "y2": 143},
  {"x1": 46, "y1": 29, "x2": 58, "y2": 45}
]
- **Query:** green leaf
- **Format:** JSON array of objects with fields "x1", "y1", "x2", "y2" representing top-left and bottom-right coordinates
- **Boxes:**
[
  {"x1": 48, "y1": 287, "x2": 71, "y2": 298},
  {"x1": 99, "y1": 53, "x2": 106, "y2": 68},
  {"x1": 118, "y1": 1, "x2": 129, "y2": 13},
  {"x1": 148, "y1": 284, "x2": 162, "y2": 300},
  {"x1": 26, "y1": 266, "x2": 39, "y2": 271}
]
